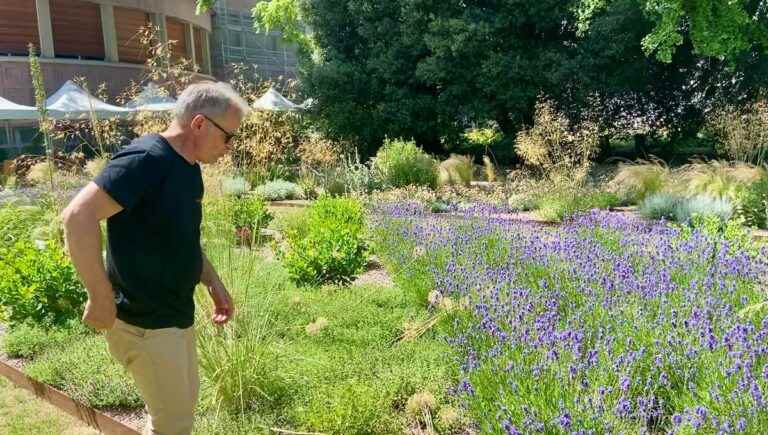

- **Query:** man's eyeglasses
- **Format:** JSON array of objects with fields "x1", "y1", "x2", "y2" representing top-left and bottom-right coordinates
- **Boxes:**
[{"x1": 201, "y1": 114, "x2": 236, "y2": 143}]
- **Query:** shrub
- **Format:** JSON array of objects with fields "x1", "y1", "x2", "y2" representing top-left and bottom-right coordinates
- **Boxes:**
[
  {"x1": 279, "y1": 196, "x2": 368, "y2": 286},
  {"x1": 232, "y1": 194, "x2": 273, "y2": 245},
  {"x1": 84, "y1": 155, "x2": 110, "y2": 179},
  {"x1": 231, "y1": 111, "x2": 302, "y2": 170},
  {"x1": 221, "y1": 176, "x2": 250, "y2": 196},
  {"x1": 678, "y1": 161, "x2": 765, "y2": 201},
  {"x1": 315, "y1": 155, "x2": 382, "y2": 197},
  {"x1": 254, "y1": 179, "x2": 303, "y2": 201},
  {"x1": 0, "y1": 241, "x2": 86, "y2": 326},
  {"x1": 437, "y1": 154, "x2": 473, "y2": 187},
  {"x1": 197, "y1": 309, "x2": 292, "y2": 413},
  {"x1": 0, "y1": 203, "x2": 46, "y2": 249},
  {"x1": 372, "y1": 138, "x2": 437, "y2": 188},
  {"x1": 707, "y1": 99, "x2": 768, "y2": 166},
  {"x1": 25, "y1": 334, "x2": 142, "y2": 408},
  {"x1": 515, "y1": 99, "x2": 599, "y2": 176},
  {"x1": 608, "y1": 159, "x2": 670, "y2": 204},
  {"x1": 482, "y1": 155, "x2": 497, "y2": 183},
  {"x1": 639, "y1": 193, "x2": 734, "y2": 223},
  {"x1": 674, "y1": 195, "x2": 734, "y2": 223},
  {"x1": 25, "y1": 161, "x2": 56, "y2": 186},
  {"x1": 1, "y1": 321, "x2": 87, "y2": 359},
  {"x1": 536, "y1": 189, "x2": 619, "y2": 222},
  {"x1": 639, "y1": 193, "x2": 682, "y2": 220},
  {"x1": 736, "y1": 176, "x2": 768, "y2": 228}
]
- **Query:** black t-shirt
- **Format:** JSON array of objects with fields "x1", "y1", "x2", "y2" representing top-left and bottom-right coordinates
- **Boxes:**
[{"x1": 94, "y1": 133, "x2": 203, "y2": 329}]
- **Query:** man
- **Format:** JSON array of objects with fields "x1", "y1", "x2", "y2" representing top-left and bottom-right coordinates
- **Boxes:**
[{"x1": 62, "y1": 82, "x2": 250, "y2": 435}]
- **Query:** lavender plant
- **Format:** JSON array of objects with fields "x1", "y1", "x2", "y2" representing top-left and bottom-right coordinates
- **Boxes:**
[{"x1": 370, "y1": 205, "x2": 768, "y2": 433}]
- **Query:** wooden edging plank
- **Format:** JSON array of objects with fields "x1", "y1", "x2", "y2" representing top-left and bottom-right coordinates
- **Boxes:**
[{"x1": 0, "y1": 360, "x2": 139, "y2": 435}]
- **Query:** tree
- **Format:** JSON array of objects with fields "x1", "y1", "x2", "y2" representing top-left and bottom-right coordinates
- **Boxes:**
[{"x1": 577, "y1": 0, "x2": 768, "y2": 62}]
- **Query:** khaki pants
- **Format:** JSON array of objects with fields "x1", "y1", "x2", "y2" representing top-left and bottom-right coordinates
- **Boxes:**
[{"x1": 105, "y1": 319, "x2": 199, "y2": 435}]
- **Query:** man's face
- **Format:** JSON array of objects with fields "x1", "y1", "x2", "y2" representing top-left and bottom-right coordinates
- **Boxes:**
[{"x1": 195, "y1": 107, "x2": 242, "y2": 164}]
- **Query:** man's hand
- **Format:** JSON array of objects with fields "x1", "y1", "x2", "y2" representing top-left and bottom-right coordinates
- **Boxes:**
[
  {"x1": 208, "y1": 283, "x2": 235, "y2": 325},
  {"x1": 82, "y1": 293, "x2": 117, "y2": 330}
]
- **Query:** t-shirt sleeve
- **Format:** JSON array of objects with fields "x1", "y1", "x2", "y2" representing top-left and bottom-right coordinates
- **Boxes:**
[{"x1": 93, "y1": 150, "x2": 165, "y2": 210}]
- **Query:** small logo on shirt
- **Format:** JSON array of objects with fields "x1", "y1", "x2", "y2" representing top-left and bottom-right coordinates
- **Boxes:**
[{"x1": 114, "y1": 289, "x2": 130, "y2": 305}]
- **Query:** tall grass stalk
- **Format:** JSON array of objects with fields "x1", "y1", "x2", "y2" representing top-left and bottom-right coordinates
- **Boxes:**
[{"x1": 28, "y1": 44, "x2": 55, "y2": 194}]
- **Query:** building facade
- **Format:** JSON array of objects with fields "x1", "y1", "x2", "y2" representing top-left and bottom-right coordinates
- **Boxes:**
[
  {"x1": 0, "y1": 0, "x2": 213, "y2": 151},
  {"x1": 0, "y1": 0, "x2": 299, "y2": 152},
  {"x1": 0, "y1": 0, "x2": 213, "y2": 106},
  {"x1": 209, "y1": 0, "x2": 299, "y2": 80}
]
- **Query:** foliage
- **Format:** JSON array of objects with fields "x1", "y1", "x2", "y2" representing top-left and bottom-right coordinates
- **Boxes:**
[
  {"x1": 638, "y1": 192, "x2": 681, "y2": 220},
  {"x1": 577, "y1": 0, "x2": 762, "y2": 62},
  {"x1": 535, "y1": 189, "x2": 620, "y2": 222},
  {"x1": 279, "y1": 196, "x2": 368, "y2": 286},
  {"x1": 482, "y1": 155, "x2": 497, "y2": 183},
  {"x1": 639, "y1": 192, "x2": 735, "y2": 223},
  {"x1": 194, "y1": 244, "x2": 455, "y2": 433},
  {"x1": 516, "y1": 99, "x2": 599, "y2": 176},
  {"x1": 311, "y1": 154, "x2": 382, "y2": 197},
  {"x1": 131, "y1": 111, "x2": 171, "y2": 137},
  {"x1": 371, "y1": 205, "x2": 768, "y2": 432},
  {"x1": 84, "y1": 156, "x2": 109, "y2": 179},
  {"x1": 736, "y1": 175, "x2": 768, "y2": 229},
  {"x1": 677, "y1": 160, "x2": 765, "y2": 201},
  {"x1": 707, "y1": 99, "x2": 768, "y2": 166},
  {"x1": 674, "y1": 194, "x2": 734, "y2": 223},
  {"x1": 254, "y1": 179, "x2": 303, "y2": 201},
  {"x1": 221, "y1": 176, "x2": 250, "y2": 197},
  {"x1": 297, "y1": 130, "x2": 344, "y2": 170},
  {"x1": 608, "y1": 158, "x2": 670, "y2": 204},
  {"x1": 371, "y1": 138, "x2": 437, "y2": 189},
  {"x1": 437, "y1": 154, "x2": 474, "y2": 187},
  {"x1": 25, "y1": 334, "x2": 142, "y2": 408},
  {"x1": 1, "y1": 321, "x2": 88, "y2": 359},
  {"x1": 232, "y1": 111, "x2": 303, "y2": 171},
  {"x1": 0, "y1": 203, "x2": 46, "y2": 249},
  {"x1": 232, "y1": 194, "x2": 273, "y2": 233},
  {"x1": 197, "y1": 299, "x2": 291, "y2": 413},
  {"x1": 0, "y1": 240, "x2": 85, "y2": 327}
]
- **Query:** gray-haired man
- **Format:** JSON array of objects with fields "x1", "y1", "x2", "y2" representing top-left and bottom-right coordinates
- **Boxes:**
[{"x1": 62, "y1": 82, "x2": 250, "y2": 435}]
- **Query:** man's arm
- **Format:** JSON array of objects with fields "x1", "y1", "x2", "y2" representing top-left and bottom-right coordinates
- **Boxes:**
[
  {"x1": 62, "y1": 182, "x2": 123, "y2": 330},
  {"x1": 201, "y1": 252, "x2": 234, "y2": 325}
]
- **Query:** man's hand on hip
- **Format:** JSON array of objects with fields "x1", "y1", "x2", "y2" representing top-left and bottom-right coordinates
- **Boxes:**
[{"x1": 83, "y1": 293, "x2": 117, "y2": 330}]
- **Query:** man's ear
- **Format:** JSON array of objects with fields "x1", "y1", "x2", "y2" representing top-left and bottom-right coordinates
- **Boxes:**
[{"x1": 190, "y1": 114, "x2": 206, "y2": 132}]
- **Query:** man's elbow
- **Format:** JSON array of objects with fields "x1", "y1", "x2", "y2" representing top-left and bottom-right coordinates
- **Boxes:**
[{"x1": 61, "y1": 203, "x2": 90, "y2": 232}]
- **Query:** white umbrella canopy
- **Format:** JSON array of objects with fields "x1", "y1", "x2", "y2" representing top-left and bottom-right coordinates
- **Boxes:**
[
  {"x1": 0, "y1": 96, "x2": 38, "y2": 121},
  {"x1": 125, "y1": 82, "x2": 176, "y2": 112},
  {"x1": 46, "y1": 80, "x2": 134, "y2": 120},
  {"x1": 253, "y1": 87, "x2": 299, "y2": 111}
]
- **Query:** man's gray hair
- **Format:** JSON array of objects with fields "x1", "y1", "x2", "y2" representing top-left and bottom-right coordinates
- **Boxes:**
[{"x1": 174, "y1": 82, "x2": 250, "y2": 124}]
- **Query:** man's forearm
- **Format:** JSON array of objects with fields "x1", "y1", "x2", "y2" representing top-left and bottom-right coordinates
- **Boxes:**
[
  {"x1": 200, "y1": 252, "x2": 224, "y2": 288},
  {"x1": 63, "y1": 210, "x2": 112, "y2": 300}
]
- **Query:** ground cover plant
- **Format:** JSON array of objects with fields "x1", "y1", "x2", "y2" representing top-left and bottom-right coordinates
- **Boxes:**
[{"x1": 371, "y1": 204, "x2": 768, "y2": 433}]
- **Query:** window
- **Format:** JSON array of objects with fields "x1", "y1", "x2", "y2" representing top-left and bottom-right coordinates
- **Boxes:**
[
  {"x1": 50, "y1": 0, "x2": 105, "y2": 60},
  {"x1": 228, "y1": 29, "x2": 243, "y2": 48},
  {"x1": 0, "y1": 2, "x2": 39, "y2": 56},
  {"x1": 115, "y1": 6, "x2": 151, "y2": 64}
]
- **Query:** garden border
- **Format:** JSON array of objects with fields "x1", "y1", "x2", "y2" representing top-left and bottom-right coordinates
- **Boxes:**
[{"x1": 0, "y1": 358, "x2": 140, "y2": 434}]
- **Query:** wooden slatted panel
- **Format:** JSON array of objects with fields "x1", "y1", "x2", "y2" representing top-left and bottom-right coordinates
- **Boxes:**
[
  {"x1": 165, "y1": 17, "x2": 187, "y2": 62},
  {"x1": 50, "y1": 0, "x2": 104, "y2": 59},
  {"x1": 115, "y1": 6, "x2": 150, "y2": 64},
  {"x1": 194, "y1": 27, "x2": 205, "y2": 69},
  {"x1": 0, "y1": 1, "x2": 39, "y2": 55}
]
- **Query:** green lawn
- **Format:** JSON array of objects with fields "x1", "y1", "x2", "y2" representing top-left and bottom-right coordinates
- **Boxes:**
[
  {"x1": 4, "y1": 248, "x2": 459, "y2": 434},
  {"x1": 0, "y1": 376, "x2": 99, "y2": 435}
]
